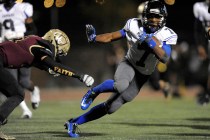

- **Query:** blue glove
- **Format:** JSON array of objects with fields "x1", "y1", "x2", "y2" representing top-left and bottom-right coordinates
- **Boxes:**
[
  {"x1": 145, "y1": 33, "x2": 156, "y2": 49},
  {"x1": 86, "y1": 24, "x2": 96, "y2": 43},
  {"x1": 138, "y1": 31, "x2": 147, "y2": 44}
]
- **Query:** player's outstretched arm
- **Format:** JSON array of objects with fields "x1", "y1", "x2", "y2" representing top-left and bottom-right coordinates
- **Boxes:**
[
  {"x1": 41, "y1": 56, "x2": 94, "y2": 87},
  {"x1": 86, "y1": 24, "x2": 123, "y2": 43}
]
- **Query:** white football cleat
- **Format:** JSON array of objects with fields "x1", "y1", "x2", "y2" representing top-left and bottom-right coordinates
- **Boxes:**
[
  {"x1": 21, "y1": 110, "x2": 32, "y2": 119},
  {"x1": 30, "y1": 86, "x2": 40, "y2": 109}
]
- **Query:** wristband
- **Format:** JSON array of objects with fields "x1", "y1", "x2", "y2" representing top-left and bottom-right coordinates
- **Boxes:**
[
  {"x1": 145, "y1": 37, "x2": 156, "y2": 49},
  {"x1": 120, "y1": 29, "x2": 126, "y2": 38}
]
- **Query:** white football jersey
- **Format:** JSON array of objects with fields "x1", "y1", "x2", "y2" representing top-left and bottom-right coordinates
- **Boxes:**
[
  {"x1": 0, "y1": 2, "x2": 33, "y2": 41},
  {"x1": 193, "y1": 2, "x2": 210, "y2": 31},
  {"x1": 124, "y1": 18, "x2": 178, "y2": 75}
]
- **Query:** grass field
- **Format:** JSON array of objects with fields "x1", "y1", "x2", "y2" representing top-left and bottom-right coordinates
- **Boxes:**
[{"x1": 1, "y1": 87, "x2": 210, "y2": 140}]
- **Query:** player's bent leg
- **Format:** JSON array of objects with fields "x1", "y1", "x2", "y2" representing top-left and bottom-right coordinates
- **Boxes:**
[
  {"x1": 159, "y1": 80, "x2": 171, "y2": 98},
  {"x1": 106, "y1": 96, "x2": 125, "y2": 114},
  {"x1": 81, "y1": 79, "x2": 114, "y2": 110},
  {"x1": 65, "y1": 103, "x2": 108, "y2": 137},
  {"x1": 19, "y1": 68, "x2": 41, "y2": 110},
  {"x1": 0, "y1": 69, "x2": 25, "y2": 123}
]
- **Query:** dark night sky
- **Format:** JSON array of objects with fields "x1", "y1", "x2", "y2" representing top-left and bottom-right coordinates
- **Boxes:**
[{"x1": 26, "y1": 0, "x2": 204, "y2": 46}]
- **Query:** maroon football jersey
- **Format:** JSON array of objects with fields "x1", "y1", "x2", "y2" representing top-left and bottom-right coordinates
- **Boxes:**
[{"x1": 0, "y1": 35, "x2": 43, "y2": 68}]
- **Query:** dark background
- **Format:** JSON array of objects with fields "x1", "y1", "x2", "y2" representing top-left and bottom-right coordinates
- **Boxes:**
[
  {"x1": 23, "y1": 0, "x2": 205, "y2": 88},
  {"x1": 27, "y1": 0, "x2": 202, "y2": 45}
]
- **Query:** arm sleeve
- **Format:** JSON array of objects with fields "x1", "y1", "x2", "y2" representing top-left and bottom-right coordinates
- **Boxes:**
[
  {"x1": 31, "y1": 46, "x2": 83, "y2": 80},
  {"x1": 24, "y1": 3, "x2": 33, "y2": 18},
  {"x1": 41, "y1": 56, "x2": 82, "y2": 80},
  {"x1": 159, "y1": 43, "x2": 171, "y2": 63},
  {"x1": 162, "y1": 43, "x2": 171, "y2": 57}
]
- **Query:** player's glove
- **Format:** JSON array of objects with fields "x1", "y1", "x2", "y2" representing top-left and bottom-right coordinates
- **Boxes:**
[
  {"x1": 86, "y1": 24, "x2": 96, "y2": 43},
  {"x1": 138, "y1": 31, "x2": 147, "y2": 44},
  {"x1": 80, "y1": 74, "x2": 94, "y2": 87}
]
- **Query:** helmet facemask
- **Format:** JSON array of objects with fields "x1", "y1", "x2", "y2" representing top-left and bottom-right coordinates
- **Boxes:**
[
  {"x1": 142, "y1": 0, "x2": 167, "y2": 33},
  {"x1": 143, "y1": 13, "x2": 165, "y2": 33}
]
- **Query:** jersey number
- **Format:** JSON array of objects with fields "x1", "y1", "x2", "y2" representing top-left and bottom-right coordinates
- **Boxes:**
[
  {"x1": 2, "y1": 19, "x2": 15, "y2": 31},
  {"x1": 136, "y1": 51, "x2": 149, "y2": 67}
]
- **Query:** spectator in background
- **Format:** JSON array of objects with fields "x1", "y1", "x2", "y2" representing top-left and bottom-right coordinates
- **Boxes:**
[
  {"x1": 193, "y1": 0, "x2": 210, "y2": 105},
  {"x1": 0, "y1": 0, "x2": 40, "y2": 118}
]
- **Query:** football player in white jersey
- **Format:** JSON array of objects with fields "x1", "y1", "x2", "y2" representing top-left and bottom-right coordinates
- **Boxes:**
[
  {"x1": 193, "y1": 0, "x2": 210, "y2": 105},
  {"x1": 64, "y1": 0, "x2": 178, "y2": 138},
  {"x1": 0, "y1": 0, "x2": 40, "y2": 119}
]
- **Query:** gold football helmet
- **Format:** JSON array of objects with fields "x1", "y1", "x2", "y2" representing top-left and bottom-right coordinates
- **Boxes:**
[{"x1": 42, "y1": 29, "x2": 70, "y2": 56}]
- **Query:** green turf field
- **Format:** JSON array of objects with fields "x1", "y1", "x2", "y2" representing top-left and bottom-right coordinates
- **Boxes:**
[{"x1": 1, "y1": 94, "x2": 210, "y2": 140}]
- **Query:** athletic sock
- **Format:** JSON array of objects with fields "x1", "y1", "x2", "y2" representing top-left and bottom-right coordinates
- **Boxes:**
[
  {"x1": 92, "y1": 79, "x2": 115, "y2": 94},
  {"x1": 73, "y1": 103, "x2": 107, "y2": 125}
]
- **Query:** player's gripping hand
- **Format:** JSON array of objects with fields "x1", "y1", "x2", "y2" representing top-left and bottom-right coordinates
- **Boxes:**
[
  {"x1": 80, "y1": 74, "x2": 94, "y2": 87},
  {"x1": 138, "y1": 31, "x2": 147, "y2": 44},
  {"x1": 86, "y1": 24, "x2": 96, "y2": 43}
]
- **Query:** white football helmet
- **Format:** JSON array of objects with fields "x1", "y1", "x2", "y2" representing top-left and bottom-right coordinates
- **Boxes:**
[{"x1": 42, "y1": 29, "x2": 70, "y2": 56}]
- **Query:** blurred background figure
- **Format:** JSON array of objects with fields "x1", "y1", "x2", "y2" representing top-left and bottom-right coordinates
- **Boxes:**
[
  {"x1": 106, "y1": 44, "x2": 126, "y2": 77},
  {"x1": 193, "y1": 0, "x2": 210, "y2": 105},
  {"x1": 0, "y1": 0, "x2": 40, "y2": 118}
]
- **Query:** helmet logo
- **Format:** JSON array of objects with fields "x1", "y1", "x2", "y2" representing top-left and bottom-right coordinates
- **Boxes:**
[
  {"x1": 54, "y1": 33, "x2": 67, "y2": 45},
  {"x1": 149, "y1": 9, "x2": 160, "y2": 14},
  {"x1": 42, "y1": 29, "x2": 70, "y2": 57}
]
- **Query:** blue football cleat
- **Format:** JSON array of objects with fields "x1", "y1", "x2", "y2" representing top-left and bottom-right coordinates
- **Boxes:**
[
  {"x1": 81, "y1": 90, "x2": 97, "y2": 110},
  {"x1": 64, "y1": 119, "x2": 79, "y2": 138}
]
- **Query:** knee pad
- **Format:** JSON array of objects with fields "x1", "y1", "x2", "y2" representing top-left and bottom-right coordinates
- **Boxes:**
[
  {"x1": 114, "y1": 80, "x2": 129, "y2": 93},
  {"x1": 19, "y1": 79, "x2": 31, "y2": 89},
  {"x1": 106, "y1": 98, "x2": 125, "y2": 114}
]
